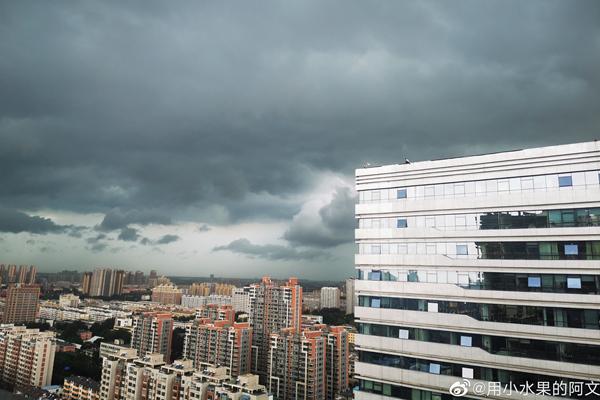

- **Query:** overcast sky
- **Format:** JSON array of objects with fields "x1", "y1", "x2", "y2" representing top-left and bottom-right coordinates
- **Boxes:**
[{"x1": 1, "y1": 1, "x2": 599, "y2": 280}]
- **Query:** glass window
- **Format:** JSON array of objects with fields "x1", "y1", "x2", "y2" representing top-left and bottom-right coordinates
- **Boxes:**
[
  {"x1": 399, "y1": 329, "x2": 409, "y2": 339},
  {"x1": 455, "y1": 183, "x2": 465, "y2": 196},
  {"x1": 371, "y1": 298, "x2": 381, "y2": 308},
  {"x1": 371, "y1": 245, "x2": 381, "y2": 254},
  {"x1": 428, "y1": 302, "x2": 438, "y2": 313},
  {"x1": 559, "y1": 176, "x2": 573, "y2": 187},
  {"x1": 567, "y1": 277, "x2": 582, "y2": 289},
  {"x1": 455, "y1": 215, "x2": 467, "y2": 227},
  {"x1": 498, "y1": 180, "x2": 510, "y2": 192},
  {"x1": 462, "y1": 368, "x2": 474, "y2": 379},
  {"x1": 397, "y1": 189, "x2": 407, "y2": 199},
  {"x1": 564, "y1": 244, "x2": 578, "y2": 255},
  {"x1": 368, "y1": 271, "x2": 381, "y2": 281},
  {"x1": 397, "y1": 219, "x2": 408, "y2": 228},
  {"x1": 424, "y1": 186, "x2": 435, "y2": 197},
  {"x1": 456, "y1": 244, "x2": 468, "y2": 255},
  {"x1": 460, "y1": 336, "x2": 472, "y2": 347},
  {"x1": 429, "y1": 363, "x2": 441, "y2": 374},
  {"x1": 371, "y1": 190, "x2": 381, "y2": 201},
  {"x1": 528, "y1": 277, "x2": 542, "y2": 288}
]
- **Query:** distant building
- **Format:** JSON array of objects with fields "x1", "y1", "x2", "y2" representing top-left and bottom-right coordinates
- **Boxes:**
[
  {"x1": 59, "y1": 293, "x2": 81, "y2": 308},
  {"x1": 302, "y1": 290, "x2": 320, "y2": 311},
  {"x1": 83, "y1": 268, "x2": 125, "y2": 297},
  {"x1": 0, "y1": 325, "x2": 56, "y2": 388},
  {"x1": 130, "y1": 312, "x2": 174, "y2": 362},
  {"x1": 81, "y1": 272, "x2": 92, "y2": 295},
  {"x1": 181, "y1": 294, "x2": 230, "y2": 308},
  {"x1": 63, "y1": 375, "x2": 100, "y2": 400},
  {"x1": 151, "y1": 284, "x2": 183, "y2": 305},
  {"x1": 344, "y1": 278, "x2": 355, "y2": 315},
  {"x1": 320, "y1": 286, "x2": 341, "y2": 309},
  {"x1": 2, "y1": 284, "x2": 40, "y2": 324},
  {"x1": 215, "y1": 373, "x2": 269, "y2": 400}
]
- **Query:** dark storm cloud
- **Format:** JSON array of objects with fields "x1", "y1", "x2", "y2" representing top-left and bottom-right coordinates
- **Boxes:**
[
  {"x1": 213, "y1": 238, "x2": 329, "y2": 261},
  {"x1": 284, "y1": 187, "x2": 356, "y2": 248},
  {"x1": 1, "y1": 0, "x2": 599, "y2": 247},
  {"x1": 0, "y1": 207, "x2": 70, "y2": 234}
]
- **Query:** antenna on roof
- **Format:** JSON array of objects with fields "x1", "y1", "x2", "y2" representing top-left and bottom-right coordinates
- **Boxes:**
[{"x1": 404, "y1": 158, "x2": 411, "y2": 164}]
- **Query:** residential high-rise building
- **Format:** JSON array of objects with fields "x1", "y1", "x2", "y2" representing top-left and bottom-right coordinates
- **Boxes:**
[
  {"x1": 214, "y1": 373, "x2": 270, "y2": 400},
  {"x1": 354, "y1": 141, "x2": 600, "y2": 399},
  {"x1": 0, "y1": 325, "x2": 56, "y2": 388},
  {"x1": 85, "y1": 268, "x2": 125, "y2": 297},
  {"x1": 131, "y1": 312, "x2": 174, "y2": 362},
  {"x1": 1, "y1": 284, "x2": 40, "y2": 324},
  {"x1": 81, "y1": 272, "x2": 92, "y2": 295},
  {"x1": 151, "y1": 284, "x2": 183, "y2": 305},
  {"x1": 232, "y1": 287, "x2": 251, "y2": 313},
  {"x1": 247, "y1": 277, "x2": 302, "y2": 381},
  {"x1": 183, "y1": 318, "x2": 252, "y2": 377},
  {"x1": 320, "y1": 287, "x2": 341, "y2": 309},
  {"x1": 99, "y1": 345, "x2": 266, "y2": 400},
  {"x1": 13, "y1": 265, "x2": 36, "y2": 284},
  {"x1": 267, "y1": 325, "x2": 349, "y2": 400},
  {"x1": 345, "y1": 278, "x2": 355, "y2": 315},
  {"x1": 193, "y1": 304, "x2": 235, "y2": 322}
]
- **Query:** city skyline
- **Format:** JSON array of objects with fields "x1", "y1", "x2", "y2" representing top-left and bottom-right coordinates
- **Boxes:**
[{"x1": 1, "y1": 1, "x2": 599, "y2": 279}]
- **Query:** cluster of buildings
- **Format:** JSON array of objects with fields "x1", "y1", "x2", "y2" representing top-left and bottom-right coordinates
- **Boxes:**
[
  {"x1": 0, "y1": 265, "x2": 37, "y2": 285},
  {"x1": 81, "y1": 268, "x2": 126, "y2": 297},
  {"x1": 354, "y1": 141, "x2": 600, "y2": 398},
  {"x1": 95, "y1": 276, "x2": 351, "y2": 400}
]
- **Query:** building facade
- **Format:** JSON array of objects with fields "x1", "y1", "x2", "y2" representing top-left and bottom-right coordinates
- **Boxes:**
[
  {"x1": 0, "y1": 325, "x2": 56, "y2": 388},
  {"x1": 151, "y1": 284, "x2": 183, "y2": 305},
  {"x1": 2, "y1": 284, "x2": 40, "y2": 324},
  {"x1": 354, "y1": 141, "x2": 600, "y2": 399},
  {"x1": 84, "y1": 268, "x2": 125, "y2": 297},
  {"x1": 231, "y1": 287, "x2": 251, "y2": 313},
  {"x1": 345, "y1": 278, "x2": 355, "y2": 315},
  {"x1": 63, "y1": 375, "x2": 100, "y2": 400},
  {"x1": 130, "y1": 312, "x2": 174, "y2": 362},
  {"x1": 247, "y1": 277, "x2": 302, "y2": 381},
  {"x1": 320, "y1": 287, "x2": 341, "y2": 309},
  {"x1": 183, "y1": 318, "x2": 252, "y2": 377}
]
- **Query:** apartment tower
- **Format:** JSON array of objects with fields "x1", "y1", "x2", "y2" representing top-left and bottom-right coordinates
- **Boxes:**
[
  {"x1": 130, "y1": 312, "x2": 174, "y2": 362},
  {"x1": 354, "y1": 141, "x2": 600, "y2": 399},
  {"x1": 0, "y1": 325, "x2": 56, "y2": 388},
  {"x1": 2, "y1": 284, "x2": 40, "y2": 324},
  {"x1": 247, "y1": 277, "x2": 302, "y2": 381}
]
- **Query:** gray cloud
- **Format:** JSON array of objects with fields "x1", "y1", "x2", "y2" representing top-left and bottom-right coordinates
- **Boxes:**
[
  {"x1": 1, "y1": 1, "x2": 599, "y2": 276},
  {"x1": 213, "y1": 238, "x2": 329, "y2": 261},
  {"x1": 198, "y1": 224, "x2": 211, "y2": 232},
  {"x1": 98, "y1": 209, "x2": 172, "y2": 231},
  {"x1": 118, "y1": 227, "x2": 140, "y2": 242},
  {"x1": 284, "y1": 187, "x2": 356, "y2": 248},
  {"x1": 0, "y1": 207, "x2": 69, "y2": 234},
  {"x1": 156, "y1": 234, "x2": 180, "y2": 245}
]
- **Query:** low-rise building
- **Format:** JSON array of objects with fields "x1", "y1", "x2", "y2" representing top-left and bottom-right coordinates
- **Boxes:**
[{"x1": 63, "y1": 375, "x2": 100, "y2": 400}]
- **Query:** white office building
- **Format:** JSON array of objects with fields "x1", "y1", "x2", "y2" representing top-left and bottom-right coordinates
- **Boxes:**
[
  {"x1": 354, "y1": 141, "x2": 600, "y2": 399},
  {"x1": 232, "y1": 287, "x2": 251, "y2": 313},
  {"x1": 320, "y1": 287, "x2": 341, "y2": 309}
]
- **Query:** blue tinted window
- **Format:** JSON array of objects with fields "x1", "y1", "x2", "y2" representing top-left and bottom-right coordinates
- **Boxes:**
[
  {"x1": 456, "y1": 245, "x2": 468, "y2": 255},
  {"x1": 559, "y1": 176, "x2": 573, "y2": 187},
  {"x1": 568, "y1": 277, "x2": 582, "y2": 289},
  {"x1": 368, "y1": 271, "x2": 381, "y2": 281},
  {"x1": 371, "y1": 298, "x2": 381, "y2": 308},
  {"x1": 565, "y1": 244, "x2": 578, "y2": 255},
  {"x1": 397, "y1": 189, "x2": 407, "y2": 199},
  {"x1": 460, "y1": 336, "x2": 472, "y2": 347},
  {"x1": 397, "y1": 219, "x2": 408, "y2": 228},
  {"x1": 528, "y1": 277, "x2": 541, "y2": 288},
  {"x1": 429, "y1": 363, "x2": 441, "y2": 374}
]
